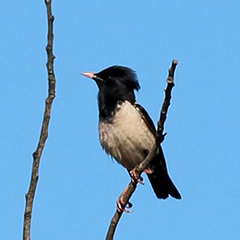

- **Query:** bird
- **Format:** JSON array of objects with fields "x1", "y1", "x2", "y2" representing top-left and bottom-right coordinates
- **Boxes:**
[{"x1": 82, "y1": 65, "x2": 181, "y2": 210}]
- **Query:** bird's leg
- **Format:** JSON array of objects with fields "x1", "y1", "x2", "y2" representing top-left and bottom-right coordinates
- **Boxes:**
[
  {"x1": 143, "y1": 168, "x2": 154, "y2": 174},
  {"x1": 128, "y1": 169, "x2": 144, "y2": 184},
  {"x1": 129, "y1": 167, "x2": 154, "y2": 184},
  {"x1": 116, "y1": 186, "x2": 133, "y2": 213}
]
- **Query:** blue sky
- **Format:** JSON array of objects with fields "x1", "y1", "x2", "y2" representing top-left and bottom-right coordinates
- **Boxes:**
[{"x1": 1, "y1": 1, "x2": 240, "y2": 239}]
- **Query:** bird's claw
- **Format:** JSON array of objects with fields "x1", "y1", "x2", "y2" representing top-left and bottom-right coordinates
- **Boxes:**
[
  {"x1": 129, "y1": 168, "x2": 144, "y2": 185},
  {"x1": 116, "y1": 196, "x2": 133, "y2": 213}
]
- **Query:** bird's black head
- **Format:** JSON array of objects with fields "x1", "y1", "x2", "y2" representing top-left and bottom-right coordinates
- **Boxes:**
[{"x1": 82, "y1": 65, "x2": 140, "y2": 120}]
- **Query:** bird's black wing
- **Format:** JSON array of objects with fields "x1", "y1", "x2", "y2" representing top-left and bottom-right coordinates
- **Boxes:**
[
  {"x1": 133, "y1": 102, "x2": 181, "y2": 200},
  {"x1": 133, "y1": 102, "x2": 156, "y2": 135}
]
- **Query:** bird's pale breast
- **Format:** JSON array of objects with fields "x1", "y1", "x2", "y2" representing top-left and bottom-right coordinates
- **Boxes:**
[{"x1": 98, "y1": 101, "x2": 155, "y2": 170}]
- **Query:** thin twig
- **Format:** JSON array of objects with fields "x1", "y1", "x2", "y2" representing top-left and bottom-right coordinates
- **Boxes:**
[
  {"x1": 105, "y1": 60, "x2": 178, "y2": 240},
  {"x1": 157, "y1": 59, "x2": 178, "y2": 143},
  {"x1": 23, "y1": 1, "x2": 56, "y2": 240}
]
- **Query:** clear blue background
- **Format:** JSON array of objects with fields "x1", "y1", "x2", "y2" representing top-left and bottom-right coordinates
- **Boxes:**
[{"x1": 1, "y1": 1, "x2": 240, "y2": 239}]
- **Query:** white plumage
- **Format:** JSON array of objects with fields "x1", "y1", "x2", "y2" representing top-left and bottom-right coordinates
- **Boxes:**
[{"x1": 99, "y1": 101, "x2": 155, "y2": 170}]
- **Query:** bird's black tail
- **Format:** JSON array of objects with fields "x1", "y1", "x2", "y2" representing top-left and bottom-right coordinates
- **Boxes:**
[{"x1": 147, "y1": 147, "x2": 181, "y2": 200}]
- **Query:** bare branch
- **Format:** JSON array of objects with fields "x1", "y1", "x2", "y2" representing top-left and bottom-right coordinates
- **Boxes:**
[
  {"x1": 105, "y1": 60, "x2": 178, "y2": 240},
  {"x1": 23, "y1": 1, "x2": 56, "y2": 240},
  {"x1": 157, "y1": 59, "x2": 178, "y2": 144}
]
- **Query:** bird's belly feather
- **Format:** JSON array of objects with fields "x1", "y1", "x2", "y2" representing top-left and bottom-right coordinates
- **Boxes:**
[{"x1": 98, "y1": 101, "x2": 155, "y2": 170}]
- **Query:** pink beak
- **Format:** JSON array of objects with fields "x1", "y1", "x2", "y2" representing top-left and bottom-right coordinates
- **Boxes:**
[{"x1": 81, "y1": 72, "x2": 95, "y2": 79}]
